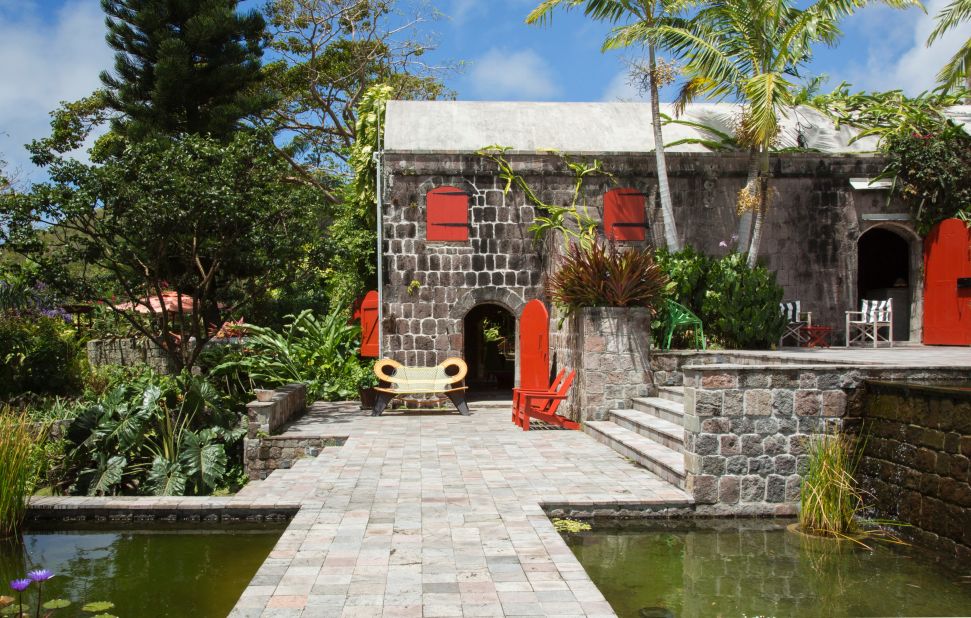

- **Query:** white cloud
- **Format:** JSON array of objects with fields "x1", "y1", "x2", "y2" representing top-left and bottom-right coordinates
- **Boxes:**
[
  {"x1": 468, "y1": 48, "x2": 560, "y2": 100},
  {"x1": 0, "y1": 1, "x2": 112, "y2": 181},
  {"x1": 839, "y1": 0, "x2": 968, "y2": 93}
]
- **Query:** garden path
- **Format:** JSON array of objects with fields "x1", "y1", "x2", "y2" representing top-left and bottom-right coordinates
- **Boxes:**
[{"x1": 230, "y1": 401, "x2": 691, "y2": 617}]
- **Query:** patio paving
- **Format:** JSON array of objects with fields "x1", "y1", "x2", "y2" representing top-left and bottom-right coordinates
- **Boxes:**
[
  {"x1": 698, "y1": 344, "x2": 971, "y2": 367},
  {"x1": 230, "y1": 401, "x2": 691, "y2": 617}
]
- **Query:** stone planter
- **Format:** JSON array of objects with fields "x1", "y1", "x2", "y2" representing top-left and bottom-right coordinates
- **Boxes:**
[{"x1": 552, "y1": 306, "x2": 654, "y2": 422}]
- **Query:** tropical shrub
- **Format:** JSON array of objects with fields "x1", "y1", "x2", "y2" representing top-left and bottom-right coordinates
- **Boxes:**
[
  {"x1": 0, "y1": 313, "x2": 84, "y2": 400},
  {"x1": 654, "y1": 248, "x2": 786, "y2": 349},
  {"x1": 701, "y1": 253, "x2": 787, "y2": 349},
  {"x1": 0, "y1": 409, "x2": 41, "y2": 537},
  {"x1": 548, "y1": 241, "x2": 669, "y2": 315},
  {"x1": 212, "y1": 309, "x2": 364, "y2": 402},
  {"x1": 63, "y1": 370, "x2": 244, "y2": 496}
]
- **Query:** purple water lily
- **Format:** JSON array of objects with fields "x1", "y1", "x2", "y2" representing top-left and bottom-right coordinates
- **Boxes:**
[
  {"x1": 9, "y1": 579, "x2": 30, "y2": 592},
  {"x1": 27, "y1": 570, "x2": 53, "y2": 583}
]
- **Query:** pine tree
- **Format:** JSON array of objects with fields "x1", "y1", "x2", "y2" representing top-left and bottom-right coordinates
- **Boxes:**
[{"x1": 100, "y1": 0, "x2": 271, "y2": 141}]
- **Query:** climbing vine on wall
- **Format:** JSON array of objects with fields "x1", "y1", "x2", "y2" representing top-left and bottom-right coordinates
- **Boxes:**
[{"x1": 475, "y1": 145, "x2": 610, "y2": 247}]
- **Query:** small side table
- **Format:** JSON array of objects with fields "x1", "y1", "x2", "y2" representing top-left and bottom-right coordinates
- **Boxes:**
[{"x1": 800, "y1": 325, "x2": 833, "y2": 348}]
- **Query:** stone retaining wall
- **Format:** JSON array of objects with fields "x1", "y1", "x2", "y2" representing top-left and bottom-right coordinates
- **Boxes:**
[
  {"x1": 244, "y1": 435, "x2": 345, "y2": 481},
  {"x1": 86, "y1": 337, "x2": 176, "y2": 373},
  {"x1": 245, "y1": 384, "x2": 307, "y2": 438},
  {"x1": 551, "y1": 307, "x2": 654, "y2": 422},
  {"x1": 26, "y1": 496, "x2": 298, "y2": 524},
  {"x1": 857, "y1": 381, "x2": 971, "y2": 564},
  {"x1": 681, "y1": 363, "x2": 970, "y2": 516}
]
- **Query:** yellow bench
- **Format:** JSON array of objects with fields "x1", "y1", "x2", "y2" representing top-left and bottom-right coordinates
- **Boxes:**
[{"x1": 372, "y1": 357, "x2": 470, "y2": 416}]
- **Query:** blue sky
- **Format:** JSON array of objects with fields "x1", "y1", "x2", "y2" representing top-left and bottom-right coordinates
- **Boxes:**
[{"x1": 1, "y1": 0, "x2": 967, "y2": 180}]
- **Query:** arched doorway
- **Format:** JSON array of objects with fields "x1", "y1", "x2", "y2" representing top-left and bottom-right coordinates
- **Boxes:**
[
  {"x1": 463, "y1": 304, "x2": 515, "y2": 396},
  {"x1": 858, "y1": 227, "x2": 911, "y2": 341}
]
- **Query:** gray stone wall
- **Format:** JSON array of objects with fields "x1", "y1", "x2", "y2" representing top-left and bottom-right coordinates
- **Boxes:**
[
  {"x1": 244, "y1": 435, "x2": 345, "y2": 481},
  {"x1": 382, "y1": 151, "x2": 920, "y2": 364},
  {"x1": 244, "y1": 383, "x2": 312, "y2": 480},
  {"x1": 86, "y1": 337, "x2": 176, "y2": 373},
  {"x1": 245, "y1": 383, "x2": 307, "y2": 439},
  {"x1": 551, "y1": 307, "x2": 654, "y2": 421},
  {"x1": 856, "y1": 381, "x2": 971, "y2": 564},
  {"x1": 681, "y1": 362, "x2": 971, "y2": 515}
]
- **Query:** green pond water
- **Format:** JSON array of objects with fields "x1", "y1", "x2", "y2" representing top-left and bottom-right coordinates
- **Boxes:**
[
  {"x1": 0, "y1": 525, "x2": 282, "y2": 618},
  {"x1": 564, "y1": 520, "x2": 971, "y2": 618}
]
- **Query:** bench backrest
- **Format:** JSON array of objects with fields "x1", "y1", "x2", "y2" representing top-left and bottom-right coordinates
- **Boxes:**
[{"x1": 374, "y1": 357, "x2": 468, "y2": 391}]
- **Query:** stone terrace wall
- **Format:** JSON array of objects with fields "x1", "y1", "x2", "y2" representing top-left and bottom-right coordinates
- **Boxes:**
[
  {"x1": 383, "y1": 151, "x2": 919, "y2": 365},
  {"x1": 550, "y1": 307, "x2": 654, "y2": 422},
  {"x1": 857, "y1": 381, "x2": 971, "y2": 564},
  {"x1": 244, "y1": 384, "x2": 312, "y2": 480},
  {"x1": 681, "y1": 363, "x2": 970, "y2": 515},
  {"x1": 87, "y1": 337, "x2": 176, "y2": 374}
]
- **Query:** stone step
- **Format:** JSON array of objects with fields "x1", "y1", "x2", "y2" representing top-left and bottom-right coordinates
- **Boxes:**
[
  {"x1": 632, "y1": 396, "x2": 685, "y2": 426},
  {"x1": 585, "y1": 421, "x2": 686, "y2": 487},
  {"x1": 657, "y1": 385, "x2": 685, "y2": 404},
  {"x1": 608, "y1": 409, "x2": 684, "y2": 451}
]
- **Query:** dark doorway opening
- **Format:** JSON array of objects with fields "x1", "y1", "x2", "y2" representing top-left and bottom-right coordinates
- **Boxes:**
[
  {"x1": 463, "y1": 304, "x2": 515, "y2": 395},
  {"x1": 858, "y1": 228, "x2": 911, "y2": 341}
]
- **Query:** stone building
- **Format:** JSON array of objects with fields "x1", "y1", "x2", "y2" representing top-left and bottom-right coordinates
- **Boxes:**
[{"x1": 378, "y1": 101, "x2": 934, "y2": 385}]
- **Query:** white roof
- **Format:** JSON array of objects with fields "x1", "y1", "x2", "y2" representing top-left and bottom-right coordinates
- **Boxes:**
[{"x1": 384, "y1": 100, "x2": 971, "y2": 155}]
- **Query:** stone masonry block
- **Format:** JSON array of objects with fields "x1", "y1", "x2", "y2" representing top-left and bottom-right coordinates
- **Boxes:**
[
  {"x1": 794, "y1": 390, "x2": 821, "y2": 416},
  {"x1": 744, "y1": 389, "x2": 772, "y2": 416}
]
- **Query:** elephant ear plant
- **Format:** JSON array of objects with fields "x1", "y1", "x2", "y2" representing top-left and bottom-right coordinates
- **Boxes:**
[{"x1": 64, "y1": 371, "x2": 241, "y2": 496}]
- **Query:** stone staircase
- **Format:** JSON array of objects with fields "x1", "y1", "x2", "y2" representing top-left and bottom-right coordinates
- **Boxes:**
[{"x1": 584, "y1": 386, "x2": 687, "y2": 488}]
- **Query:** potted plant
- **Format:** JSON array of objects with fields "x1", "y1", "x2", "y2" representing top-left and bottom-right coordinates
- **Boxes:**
[
  {"x1": 357, "y1": 361, "x2": 378, "y2": 410},
  {"x1": 254, "y1": 388, "x2": 275, "y2": 402}
]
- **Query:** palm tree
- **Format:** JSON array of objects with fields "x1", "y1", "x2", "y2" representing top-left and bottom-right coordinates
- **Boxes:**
[
  {"x1": 927, "y1": 0, "x2": 971, "y2": 100},
  {"x1": 632, "y1": 0, "x2": 918, "y2": 267},
  {"x1": 526, "y1": 0, "x2": 685, "y2": 252}
]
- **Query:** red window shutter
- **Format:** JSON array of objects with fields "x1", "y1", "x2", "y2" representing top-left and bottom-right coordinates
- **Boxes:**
[
  {"x1": 427, "y1": 186, "x2": 469, "y2": 241},
  {"x1": 358, "y1": 290, "x2": 379, "y2": 357},
  {"x1": 604, "y1": 188, "x2": 647, "y2": 241}
]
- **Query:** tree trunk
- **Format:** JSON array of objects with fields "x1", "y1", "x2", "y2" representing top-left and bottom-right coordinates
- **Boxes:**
[
  {"x1": 649, "y1": 46, "x2": 680, "y2": 252},
  {"x1": 736, "y1": 147, "x2": 759, "y2": 250},
  {"x1": 746, "y1": 145, "x2": 771, "y2": 269}
]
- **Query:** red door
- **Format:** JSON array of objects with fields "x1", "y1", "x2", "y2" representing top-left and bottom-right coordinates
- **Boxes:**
[
  {"x1": 519, "y1": 299, "x2": 550, "y2": 390},
  {"x1": 355, "y1": 290, "x2": 380, "y2": 357},
  {"x1": 923, "y1": 218, "x2": 971, "y2": 345}
]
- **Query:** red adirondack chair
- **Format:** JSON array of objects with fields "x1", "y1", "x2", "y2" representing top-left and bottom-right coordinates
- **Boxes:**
[
  {"x1": 517, "y1": 370, "x2": 578, "y2": 431},
  {"x1": 512, "y1": 369, "x2": 566, "y2": 427}
]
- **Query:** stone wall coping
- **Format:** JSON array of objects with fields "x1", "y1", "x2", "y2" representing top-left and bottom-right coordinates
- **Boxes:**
[
  {"x1": 384, "y1": 150, "x2": 884, "y2": 161},
  {"x1": 25, "y1": 496, "x2": 301, "y2": 524},
  {"x1": 865, "y1": 379, "x2": 971, "y2": 401},
  {"x1": 682, "y1": 362, "x2": 968, "y2": 372}
]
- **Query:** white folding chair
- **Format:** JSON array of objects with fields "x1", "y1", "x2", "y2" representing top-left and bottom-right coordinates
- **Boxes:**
[
  {"x1": 845, "y1": 299, "x2": 893, "y2": 348},
  {"x1": 779, "y1": 301, "x2": 812, "y2": 347}
]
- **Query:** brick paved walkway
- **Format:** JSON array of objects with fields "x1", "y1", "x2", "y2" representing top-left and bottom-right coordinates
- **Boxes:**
[{"x1": 229, "y1": 401, "x2": 691, "y2": 617}]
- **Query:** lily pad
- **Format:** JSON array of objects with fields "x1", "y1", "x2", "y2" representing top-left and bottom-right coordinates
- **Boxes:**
[
  {"x1": 81, "y1": 601, "x2": 115, "y2": 612},
  {"x1": 1, "y1": 605, "x2": 29, "y2": 616},
  {"x1": 43, "y1": 599, "x2": 72, "y2": 610},
  {"x1": 91, "y1": 614, "x2": 118, "y2": 618}
]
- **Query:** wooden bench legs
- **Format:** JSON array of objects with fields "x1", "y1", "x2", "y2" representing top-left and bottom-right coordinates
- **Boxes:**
[
  {"x1": 372, "y1": 391, "x2": 394, "y2": 416},
  {"x1": 446, "y1": 391, "x2": 470, "y2": 416},
  {"x1": 371, "y1": 391, "x2": 470, "y2": 416}
]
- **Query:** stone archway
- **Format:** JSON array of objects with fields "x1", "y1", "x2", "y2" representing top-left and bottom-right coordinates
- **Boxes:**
[
  {"x1": 463, "y1": 304, "x2": 516, "y2": 394},
  {"x1": 856, "y1": 223, "x2": 922, "y2": 342},
  {"x1": 451, "y1": 287, "x2": 528, "y2": 394}
]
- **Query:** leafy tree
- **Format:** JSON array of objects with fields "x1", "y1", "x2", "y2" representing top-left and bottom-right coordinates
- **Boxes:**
[
  {"x1": 650, "y1": 0, "x2": 918, "y2": 267},
  {"x1": 259, "y1": 0, "x2": 448, "y2": 199},
  {"x1": 928, "y1": 0, "x2": 971, "y2": 97},
  {"x1": 100, "y1": 0, "x2": 272, "y2": 141},
  {"x1": 527, "y1": 0, "x2": 684, "y2": 252},
  {"x1": 1, "y1": 130, "x2": 325, "y2": 372}
]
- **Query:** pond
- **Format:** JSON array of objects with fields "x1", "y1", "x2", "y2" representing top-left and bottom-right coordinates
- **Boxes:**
[
  {"x1": 0, "y1": 525, "x2": 282, "y2": 617},
  {"x1": 563, "y1": 519, "x2": 971, "y2": 618}
]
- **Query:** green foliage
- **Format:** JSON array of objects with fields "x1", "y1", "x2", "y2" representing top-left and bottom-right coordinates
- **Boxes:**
[
  {"x1": 552, "y1": 518, "x2": 592, "y2": 533},
  {"x1": 0, "y1": 313, "x2": 84, "y2": 400},
  {"x1": 63, "y1": 370, "x2": 244, "y2": 496},
  {"x1": 654, "y1": 248, "x2": 786, "y2": 349},
  {"x1": 100, "y1": 0, "x2": 271, "y2": 141},
  {"x1": 883, "y1": 131, "x2": 971, "y2": 235},
  {"x1": 799, "y1": 429, "x2": 864, "y2": 538},
  {"x1": 4, "y1": 131, "x2": 325, "y2": 371},
  {"x1": 476, "y1": 146, "x2": 603, "y2": 247},
  {"x1": 548, "y1": 241, "x2": 669, "y2": 317},
  {"x1": 0, "y1": 410, "x2": 41, "y2": 537},
  {"x1": 213, "y1": 309, "x2": 365, "y2": 402},
  {"x1": 927, "y1": 0, "x2": 971, "y2": 91}
]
